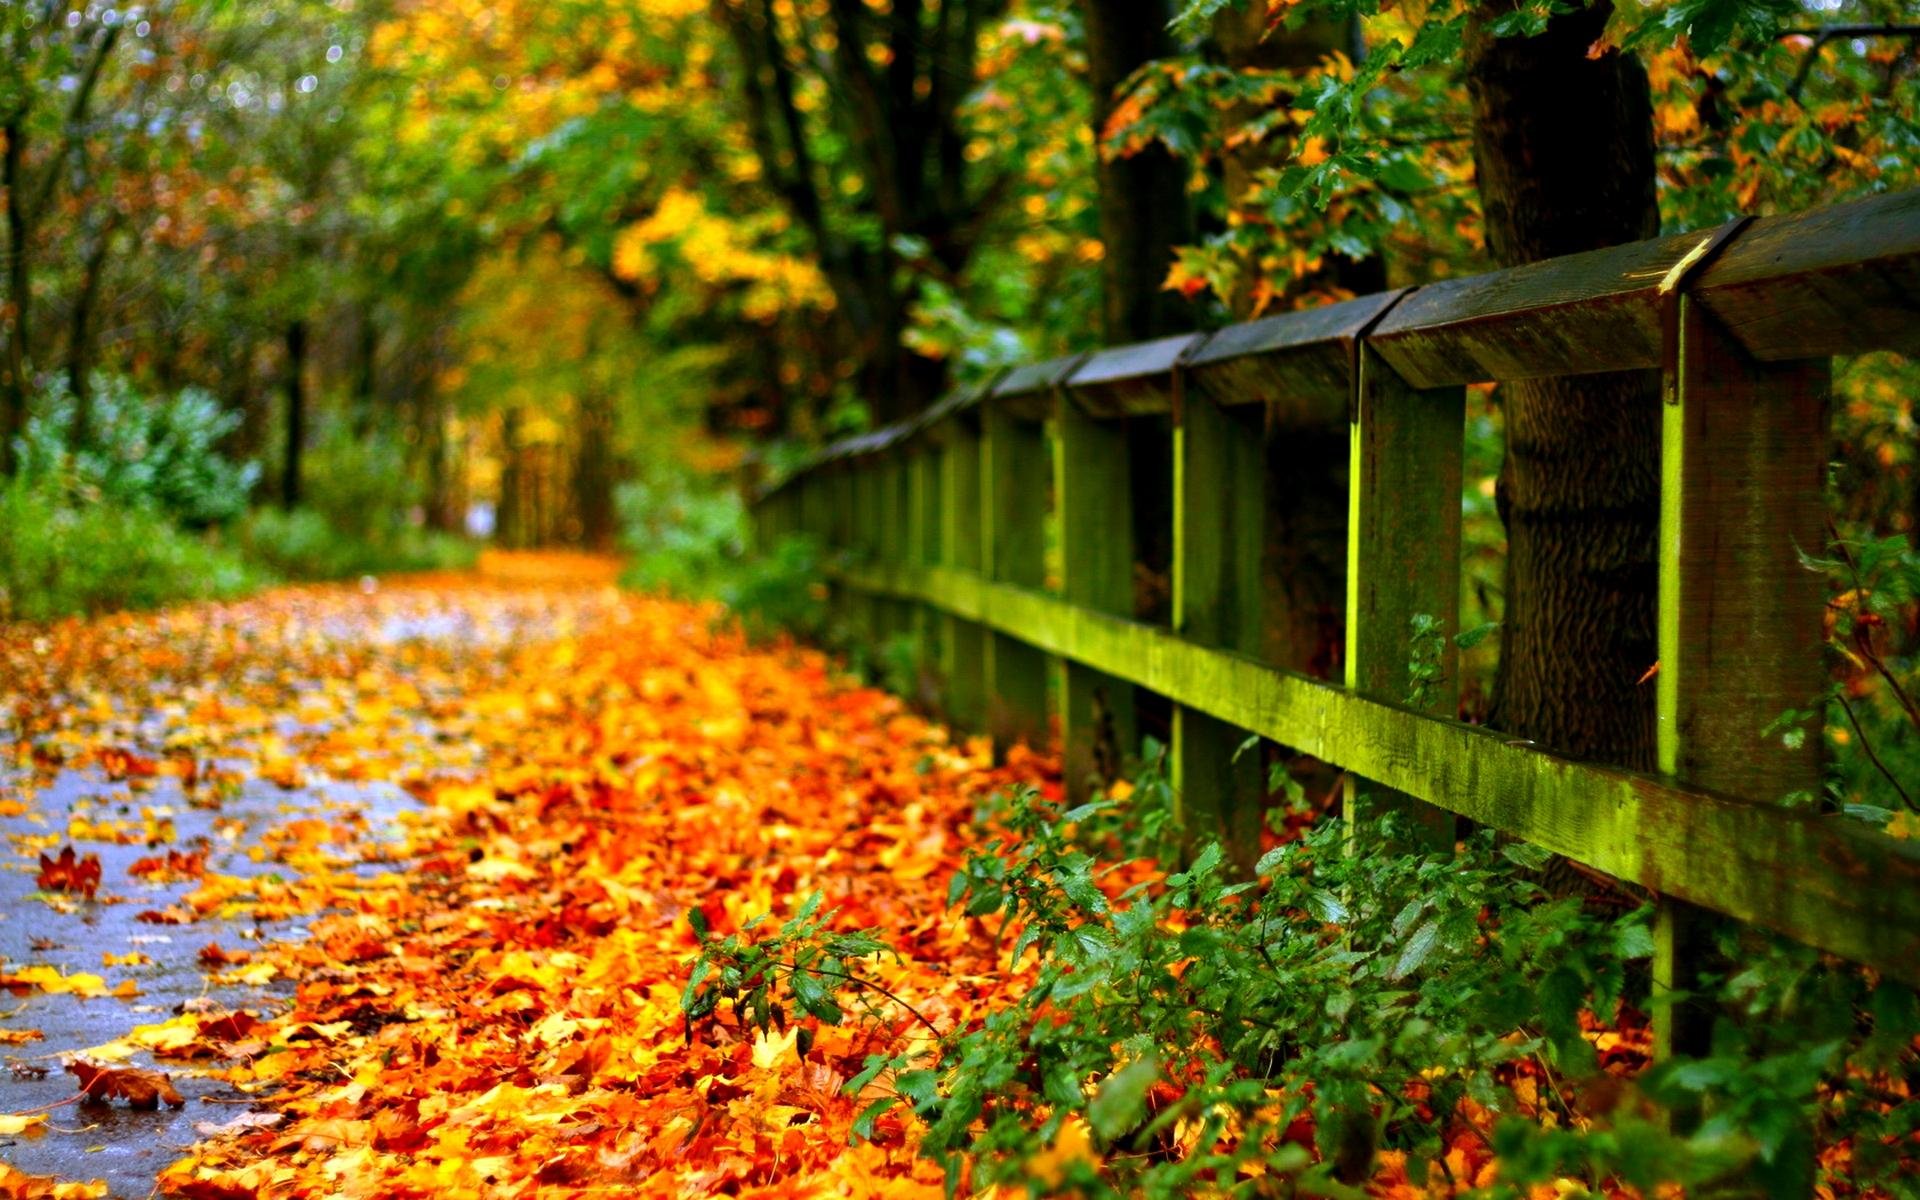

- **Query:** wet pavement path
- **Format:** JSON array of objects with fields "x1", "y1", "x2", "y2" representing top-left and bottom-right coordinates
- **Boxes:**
[{"x1": 0, "y1": 555, "x2": 626, "y2": 1198}]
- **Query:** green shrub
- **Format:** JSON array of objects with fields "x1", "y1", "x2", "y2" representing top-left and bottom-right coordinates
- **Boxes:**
[
  {"x1": 619, "y1": 476, "x2": 826, "y2": 638},
  {"x1": 688, "y1": 776, "x2": 1920, "y2": 1199},
  {"x1": 0, "y1": 478, "x2": 262, "y2": 622},
  {"x1": 301, "y1": 420, "x2": 426, "y2": 543},
  {"x1": 238, "y1": 506, "x2": 475, "y2": 582},
  {"x1": 17, "y1": 375, "x2": 258, "y2": 526}
]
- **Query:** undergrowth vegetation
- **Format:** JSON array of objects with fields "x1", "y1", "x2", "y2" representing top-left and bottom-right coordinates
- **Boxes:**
[
  {"x1": 687, "y1": 774, "x2": 1920, "y2": 1198},
  {"x1": 0, "y1": 381, "x2": 474, "y2": 622},
  {"x1": 618, "y1": 473, "x2": 826, "y2": 639},
  {"x1": 0, "y1": 476, "x2": 263, "y2": 622}
]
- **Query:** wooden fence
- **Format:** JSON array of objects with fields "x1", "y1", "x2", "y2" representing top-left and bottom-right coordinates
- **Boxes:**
[{"x1": 750, "y1": 189, "x2": 1920, "y2": 1058}]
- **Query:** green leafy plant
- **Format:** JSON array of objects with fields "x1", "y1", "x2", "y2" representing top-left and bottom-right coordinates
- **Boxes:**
[
  {"x1": 17, "y1": 375, "x2": 259, "y2": 527},
  {"x1": 620, "y1": 474, "x2": 827, "y2": 639},
  {"x1": 237, "y1": 506, "x2": 476, "y2": 582},
  {"x1": 0, "y1": 477, "x2": 263, "y2": 622},
  {"x1": 694, "y1": 765, "x2": 1920, "y2": 1198}
]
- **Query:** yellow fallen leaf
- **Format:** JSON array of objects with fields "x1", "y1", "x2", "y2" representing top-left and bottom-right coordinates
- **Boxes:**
[{"x1": 751, "y1": 1024, "x2": 799, "y2": 1071}]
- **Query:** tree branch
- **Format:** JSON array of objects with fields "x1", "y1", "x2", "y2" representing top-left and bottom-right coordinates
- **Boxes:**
[
  {"x1": 1783, "y1": 23, "x2": 1920, "y2": 101},
  {"x1": 27, "y1": 23, "x2": 122, "y2": 225}
]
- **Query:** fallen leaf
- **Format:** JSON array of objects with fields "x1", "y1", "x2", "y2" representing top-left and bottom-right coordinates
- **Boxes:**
[
  {"x1": 35, "y1": 847, "x2": 101, "y2": 899},
  {"x1": 66, "y1": 1060, "x2": 186, "y2": 1109}
]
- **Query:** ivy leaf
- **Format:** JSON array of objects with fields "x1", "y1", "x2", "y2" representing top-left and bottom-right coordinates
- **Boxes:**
[
  {"x1": 1305, "y1": 888, "x2": 1348, "y2": 924},
  {"x1": 1615, "y1": 921, "x2": 1656, "y2": 960}
]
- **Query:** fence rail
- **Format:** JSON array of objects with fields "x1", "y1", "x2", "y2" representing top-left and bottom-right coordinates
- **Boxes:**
[{"x1": 749, "y1": 190, "x2": 1920, "y2": 1017}]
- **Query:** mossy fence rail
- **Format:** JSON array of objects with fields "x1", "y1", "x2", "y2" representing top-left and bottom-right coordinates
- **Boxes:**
[{"x1": 750, "y1": 189, "x2": 1920, "y2": 1059}]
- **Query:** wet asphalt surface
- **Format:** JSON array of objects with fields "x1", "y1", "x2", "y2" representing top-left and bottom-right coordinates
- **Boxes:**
[
  {"x1": 0, "y1": 762, "x2": 415, "y2": 1196},
  {"x1": 0, "y1": 591, "x2": 546, "y2": 1197}
]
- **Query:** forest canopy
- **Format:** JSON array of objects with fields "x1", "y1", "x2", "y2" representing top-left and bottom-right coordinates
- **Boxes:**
[{"x1": 3, "y1": 0, "x2": 1912, "y2": 519}]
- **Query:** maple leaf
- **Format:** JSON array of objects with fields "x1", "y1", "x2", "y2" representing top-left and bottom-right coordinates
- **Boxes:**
[
  {"x1": 66, "y1": 1059, "x2": 186, "y2": 1109},
  {"x1": 128, "y1": 848, "x2": 208, "y2": 882},
  {"x1": 197, "y1": 943, "x2": 253, "y2": 967},
  {"x1": 35, "y1": 847, "x2": 102, "y2": 899}
]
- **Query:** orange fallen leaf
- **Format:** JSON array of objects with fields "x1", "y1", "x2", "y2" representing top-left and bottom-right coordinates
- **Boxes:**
[
  {"x1": 35, "y1": 847, "x2": 101, "y2": 899},
  {"x1": 66, "y1": 1059, "x2": 186, "y2": 1109}
]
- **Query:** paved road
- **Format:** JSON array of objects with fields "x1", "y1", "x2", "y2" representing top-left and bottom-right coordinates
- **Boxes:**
[{"x1": 0, "y1": 558, "x2": 621, "y2": 1197}]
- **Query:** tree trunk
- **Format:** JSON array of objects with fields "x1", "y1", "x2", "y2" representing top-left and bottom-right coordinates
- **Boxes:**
[
  {"x1": 498, "y1": 407, "x2": 523, "y2": 548},
  {"x1": 353, "y1": 305, "x2": 378, "y2": 436},
  {"x1": 282, "y1": 320, "x2": 308, "y2": 510},
  {"x1": 1467, "y1": 1, "x2": 1661, "y2": 768},
  {"x1": 67, "y1": 215, "x2": 117, "y2": 446},
  {"x1": 3, "y1": 115, "x2": 30, "y2": 473},
  {"x1": 574, "y1": 390, "x2": 617, "y2": 551},
  {"x1": 1084, "y1": 0, "x2": 1194, "y2": 344}
]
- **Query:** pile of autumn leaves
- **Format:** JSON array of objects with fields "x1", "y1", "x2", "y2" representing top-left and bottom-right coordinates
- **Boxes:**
[
  {"x1": 10, "y1": 564, "x2": 1890, "y2": 1199},
  {"x1": 159, "y1": 613, "x2": 1057, "y2": 1198},
  {"x1": 6, "y1": 563, "x2": 1057, "y2": 1198}
]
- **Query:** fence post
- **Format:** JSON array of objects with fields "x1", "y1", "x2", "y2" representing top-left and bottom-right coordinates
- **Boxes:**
[
  {"x1": 982, "y1": 404, "x2": 1051, "y2": 755},
  {"x1": 1653, "y1": 296, "x2": 1830, "y2": 1161},
  {"x1": 941, "y1": 418, "x2": 988, "y2": 731},
  {"x1": 877, "y1": 448, "x2": 911, "y2": 647},
  {"x1": 907, "y1": 442, "x2": 939, "y2": 702},
  {"x1": 1172, "y1": 382, "x2": 1266, "y2": 862},
  {"x1": 1055, "y1": 390, "x2": 1137, "y2": 804},
  {"x1": 824, "y1": 465, "x2": 849, "y2": 638},
  {"x1": 1343, "y1": 345, "x2": 1463, "y2": 851}
]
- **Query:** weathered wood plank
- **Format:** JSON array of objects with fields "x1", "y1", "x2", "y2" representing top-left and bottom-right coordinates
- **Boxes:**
[
  {"x1": 834, "y1": 559, "x2": 1920, "y2": 985},
  {"x1": 1370, "y1": 227, "x2": 1730, "y2": 388},
  {"x1": 1066, "y1": 333, "x2": 1203, "y2": 418},
  {"x1": 763, "y1": 190, "x2": 1920, "y2": 496},
  {"x1": 1652, "y1": 297, "x2": 1833, "y2": 1088},
  {"x1": 981, "y1": 405, "x2": 1051, "y2": 754},
  {"x1": 1185, "y1": 291, "x2": 1405, "y2": 423},
  {"x1": 1344, "y1": 347, "x2": 1463, "y2": 849},
  {"x1": 827, "y1": 467, "x2": 855, "y2": 635},
  {"x1": 993, "y1": 352, "x2": 1086, "y2": 422},
  {"x1": 1172, "y1": 387, "x2": 1266, "y2": 861},
  {"x1": 939, "y1": 423, "x2": 987, "y2": 731},
  {"x1": 1056, "y1": 392, "x2": 1138, "y2": 802},
  {"x1": 908, "y1": 446, "x2": 940, "y2": 699},
  {"x1": 873, "y1": 453, "x2": 911, "y2": 643},
  {"x1": 1695, "y1": 188, "x2": 1920, "y2": 361}
]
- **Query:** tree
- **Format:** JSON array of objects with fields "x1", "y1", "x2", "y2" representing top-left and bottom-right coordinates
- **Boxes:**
[
  {"x1": 716, "y1": 0, "x2": 1010, "y2": 422},
  {"x1": 1465, "y1": 2, "x2": 1661, "y2": 767},
  {"x1": 1084, "y1": 0, "x2": 1193, "y2": 344},
  {"x1": 0, "y1": 6, "x2": 121, "y2": 468}
]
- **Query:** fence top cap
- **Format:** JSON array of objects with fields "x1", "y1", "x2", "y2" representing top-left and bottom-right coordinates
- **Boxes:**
[
  {"x1": 1068, "y1": 333, "x2": 1203, "y2": 389},
  {"x1": 915, "y1": 377, "x2": 991, "y2": 427},
  {"x1": 992, "y1": 352, "x2": 1084, "y2": 399},
  {"x1": 1188, "y1": 289, "x2": 1406, "y2": 367}
]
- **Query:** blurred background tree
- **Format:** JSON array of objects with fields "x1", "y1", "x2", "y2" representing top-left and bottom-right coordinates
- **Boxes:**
[{"x1": 2, "y1": 0, "x2": 1916, "y2": 829}]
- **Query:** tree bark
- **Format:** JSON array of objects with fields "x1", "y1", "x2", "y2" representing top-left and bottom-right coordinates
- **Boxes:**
[
  {"x1": 1084, "y1": 0, "x2": 1194, "y2": 344},
  {"x1": 1467, "y1": 1, "x2": 1661, "y2": 768},
  {"x1": 3, "y1": 114, "x2": 30, "y2": 472},
  {"x1": 67, "y1": 212, "x2": 118, "y2": 445},
  {"x1": 353, "y1": 305, "x2": 378, "y2": 437},
  {"x1": 282, "y1": 320, "x2": 308, "y2": 510},
  {"x1": 574, "y1": 390, "x2": 616, "y2": 551}
]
